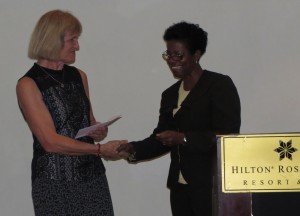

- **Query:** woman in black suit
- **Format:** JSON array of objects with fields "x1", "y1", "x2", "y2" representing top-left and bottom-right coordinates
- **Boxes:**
[{"x1": 118, "y1": 21, "x2": 241, "y2": 216}]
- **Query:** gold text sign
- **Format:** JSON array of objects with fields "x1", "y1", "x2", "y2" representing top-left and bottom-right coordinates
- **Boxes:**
[{"x1": 221, "y1": 134, "x2": 300, "y2": 193}]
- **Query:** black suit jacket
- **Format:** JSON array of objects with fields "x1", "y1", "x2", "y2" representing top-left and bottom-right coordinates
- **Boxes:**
[{"x1": 131, "y1": 70, "x2": 241, "y2": 190}]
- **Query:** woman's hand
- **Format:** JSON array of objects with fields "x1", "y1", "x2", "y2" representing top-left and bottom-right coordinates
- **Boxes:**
[
  {"x1": 88, "y1": 124, "x2": 108, "y2": 142},
  {"x1": 101, "y1": 140, "x2": 128, "y2": 160},
  {"x1": 117, "y1": 143, "x2": 134, "y2": 157},
  {"x1": 156, "y1": 130, "x2": 185, "y2": 147}
]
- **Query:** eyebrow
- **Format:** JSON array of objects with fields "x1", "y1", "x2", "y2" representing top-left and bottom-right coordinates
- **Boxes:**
[{"x1": 166, "y1": 50, "x2": 184, "y2": 54}]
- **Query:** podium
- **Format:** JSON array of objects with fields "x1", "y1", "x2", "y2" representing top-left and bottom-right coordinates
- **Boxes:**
[{"x1": 213, "y1": 133, "x2": 300, "y2": 216}]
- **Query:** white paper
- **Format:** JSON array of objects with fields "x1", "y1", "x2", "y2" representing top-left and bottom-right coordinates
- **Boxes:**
[{"x1": 75, "y1": 115, "x2": 122, "y2": 139}]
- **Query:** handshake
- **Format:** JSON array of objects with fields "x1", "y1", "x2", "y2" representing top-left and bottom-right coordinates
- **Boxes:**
[
  {"x1": 98, "y1": 140, "x2": 134, "y2": 161},
  {"x1": 87, "y1": 123, "x2": 134, "y2": 160},
  {"x1": 89, "y1": 123, "x2": 185, "y2": 160}
]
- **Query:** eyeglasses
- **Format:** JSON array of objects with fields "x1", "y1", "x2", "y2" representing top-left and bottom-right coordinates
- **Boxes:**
[{"x1": 162, "y1": 51, "x2": 184, "y2": 61}]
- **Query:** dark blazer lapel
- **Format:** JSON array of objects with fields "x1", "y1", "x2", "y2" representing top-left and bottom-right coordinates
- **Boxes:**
[
  {"x1": 175, "y1": 70, "x2": 212, "y2": 117},
  {"x1": 162, "y1": 80, "x2": 181, "y2": 113}
]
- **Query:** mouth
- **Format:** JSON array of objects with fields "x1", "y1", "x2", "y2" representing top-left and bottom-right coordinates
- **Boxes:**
[
  {"x1": 171, "y1": 66, "x2": 183, "y2": 70},
  {"x1": 170, "y1": 65, "x2": 184, "y2": 78}
]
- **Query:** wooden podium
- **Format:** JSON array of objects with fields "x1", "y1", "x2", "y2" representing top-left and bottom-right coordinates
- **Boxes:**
[
  {"x1": 212, "y1": 133, "x2": 300, "y2": 216},
  {"x1": 212, "y1": 136, "x2": 251, "y2": 216}
]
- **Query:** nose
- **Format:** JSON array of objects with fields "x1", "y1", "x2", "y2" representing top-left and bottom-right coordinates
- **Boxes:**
[
  {"x1": 74, "y1": 40, "x2": 80, "y2": 51},
  {"x1": 167, "y1": 58, "x2": 178, "y2": 66}
]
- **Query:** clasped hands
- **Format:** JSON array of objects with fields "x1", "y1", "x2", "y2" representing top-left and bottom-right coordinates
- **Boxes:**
[
  {"x1": 116, "y1": 130, "x2": 185, "y2": 159},
  {"x1": 88, "y1": 125, "x2": 128, "y2": 160},
  {"x1": 89, "y1": 126, "x2": 184, "y2": 160},
  {"x1": 99, "y1": 140, "x2": 129, "y2": 160}
]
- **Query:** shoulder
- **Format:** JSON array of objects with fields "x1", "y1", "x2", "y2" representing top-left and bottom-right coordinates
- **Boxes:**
[
  {"x1": 76, "y1": 68, "x2": 88, "y2": 87},
  {"x1": 63, "y1": 65, "x2": 88, "y2": 83},
  {"x1": 65, "y1": 65, "x2": 87, "y2": 78},
  {"x1": 204, "y1": 70, "x2": 230, "y2": 81},
  {"x1": 203, "y1": 71, "x2": 238, "y2": 99},
  {"x1": 204, "y1": 70, "x2": 235, "y2": 88},
  {"x1": 17, "y1": 76, "x2": 38, "y2": 91},
  {"x1": 19, "y1": 64, "x2": 39, "y2": 81},
  {"x1": 70, "y1": 67, "x2": 90, "y2": 94},
  {"x1": 16, "y1": 76, "x2": 41, "y2": 101},
  {"x1": 77, "y1": 68, "x2": 88, "y2": 81},
  {"x1": 162, "y1": 80, "x2": 181, "y2": 97}
]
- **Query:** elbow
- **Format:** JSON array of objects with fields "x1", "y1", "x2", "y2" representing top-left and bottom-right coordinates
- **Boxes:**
[
  {"x1": 40, "y1": 134, "x2": 60, "y2": 153},
  {"x1": 43, "y1": 142, "x2": 56, "y2": 153}
]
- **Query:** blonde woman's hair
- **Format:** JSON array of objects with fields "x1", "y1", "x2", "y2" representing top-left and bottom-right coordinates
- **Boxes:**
[{"x1": 28, "y1": 10, "x2": 82, "y2": 60}]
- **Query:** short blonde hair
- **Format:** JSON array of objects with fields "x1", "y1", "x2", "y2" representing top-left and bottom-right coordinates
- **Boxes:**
[{"x1": 28, "y1": 10, "x2": 82, "y2": 61}]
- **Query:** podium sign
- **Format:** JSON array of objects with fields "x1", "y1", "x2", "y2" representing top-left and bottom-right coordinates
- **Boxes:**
[{"x1": 221, "y1": 134, "x2": 300, "y2": 193}]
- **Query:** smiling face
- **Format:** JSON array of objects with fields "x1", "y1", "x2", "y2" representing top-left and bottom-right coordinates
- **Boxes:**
[
  {"x1": 164, "y1": 40, "x2": 199, "y2": 79},
  {"x1": 59, "y1": 31, "x2": 80, "y2": 64}
]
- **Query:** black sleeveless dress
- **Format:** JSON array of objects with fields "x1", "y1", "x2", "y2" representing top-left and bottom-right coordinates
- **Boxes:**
[{"x1": 23, "y1": 63, "x2": 114, "y2": 216}]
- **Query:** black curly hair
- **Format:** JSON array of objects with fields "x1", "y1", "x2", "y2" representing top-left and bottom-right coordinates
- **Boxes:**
[{"x1": 163, "y1": 21, "x2": 208, "y2": 55}]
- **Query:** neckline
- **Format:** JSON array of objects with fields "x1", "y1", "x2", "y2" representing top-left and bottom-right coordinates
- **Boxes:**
[
  {"x1": 34, "y1": 63, "x2": 64, "y2": 74},
  {"x1": 35, "y1": 63, "x2": 66, "y2": 87},
  {"x1": 179, "y1": 81, "x2": 190, "y2": 93},
  {"x1": 180, "y1": 69, "x2": 206, "y2": 91}
]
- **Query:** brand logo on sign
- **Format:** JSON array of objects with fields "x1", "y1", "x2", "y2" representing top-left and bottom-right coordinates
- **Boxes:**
[{"x1": 274, "y1": 140, "x2": 297, "y2": 160}]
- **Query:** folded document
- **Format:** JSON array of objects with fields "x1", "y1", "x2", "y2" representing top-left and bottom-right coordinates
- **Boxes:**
[{"x1": 75, "y1": 115, "x2": 122, "y2": 139}]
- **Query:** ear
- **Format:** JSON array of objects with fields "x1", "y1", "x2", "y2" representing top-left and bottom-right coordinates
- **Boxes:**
[{"x1": 194, "y1": 50, "x2": 202, "y2": 63}]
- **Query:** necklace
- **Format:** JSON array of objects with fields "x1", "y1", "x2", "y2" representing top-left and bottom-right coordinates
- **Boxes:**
[{"x1": 37, "y1": 64, "x2": 65, "y2": 87}]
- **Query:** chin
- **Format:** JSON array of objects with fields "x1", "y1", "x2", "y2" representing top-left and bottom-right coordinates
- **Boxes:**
[
  {"x1": 171, "y1": 71, "x2": 184, "y2": 79},
  {"x1": 65, "y1": 59, "x2": 76, "y2": 64}
]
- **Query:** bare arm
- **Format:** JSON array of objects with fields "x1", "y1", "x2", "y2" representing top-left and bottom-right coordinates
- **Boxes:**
[
  {"x1": 78, "y1": 69, "x2": 96, "y2": 123},
  {"x1": 78, "y1": 69, "x2": 108, "y2": 142}
]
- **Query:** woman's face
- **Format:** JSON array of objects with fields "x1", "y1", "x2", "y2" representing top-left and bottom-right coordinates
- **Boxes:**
[
  {"x1": 59, "y1": 31, "x2": 80, "y2": 64},
  {"x1": 164, "y1": 40, "x2": 198, "y2": 79}
]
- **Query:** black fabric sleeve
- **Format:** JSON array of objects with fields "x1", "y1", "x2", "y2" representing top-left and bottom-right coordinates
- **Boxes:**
[{"x1": 130, "y1": 94, "x2": 172, "y2": 161}]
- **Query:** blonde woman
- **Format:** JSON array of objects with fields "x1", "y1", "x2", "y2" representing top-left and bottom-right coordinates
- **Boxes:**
[{"x1": 17, "y1": 10, "x2": 125, "y2": 215}]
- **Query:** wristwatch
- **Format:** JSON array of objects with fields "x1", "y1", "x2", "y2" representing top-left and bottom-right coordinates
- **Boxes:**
[
  {"x1": 127, "y1": 151, "x2": 137, "y2": 162},
  {"x1": 183, "y1": 135, "x2": 188, "y2": 146}
]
